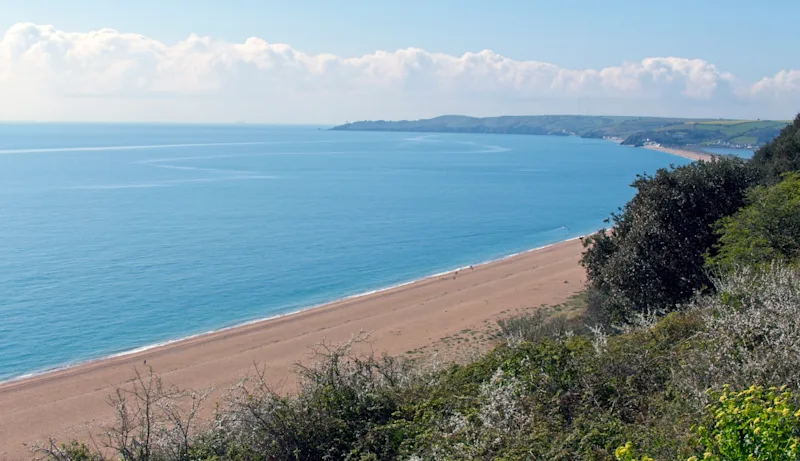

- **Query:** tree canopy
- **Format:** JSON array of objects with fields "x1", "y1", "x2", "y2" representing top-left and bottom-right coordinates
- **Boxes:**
[
  {"x1": 706, "y1": 172, "x2": 800, "y2": 273},
  {"x1": 751, "y1": 114, "x2": 800, "y2": 184},
  {"x1": 581, "y1": 158, "x2": 757, "y2": 320}
]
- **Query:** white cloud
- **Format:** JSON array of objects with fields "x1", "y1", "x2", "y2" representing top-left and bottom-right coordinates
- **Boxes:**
[
  {"x1": 0, "y1": 23, "x2": 798, "y2": 123},
  {"x1": 747, "y1": 70, "x2": 800, "y2": 100}
]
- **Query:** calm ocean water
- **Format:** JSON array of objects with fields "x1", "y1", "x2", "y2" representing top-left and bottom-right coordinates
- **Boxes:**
[{"x1": 0, "y1": 124, "x2": 690, "y2": 381}]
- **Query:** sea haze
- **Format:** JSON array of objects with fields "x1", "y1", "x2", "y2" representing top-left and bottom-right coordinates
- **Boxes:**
[{"x1": 0, "y1": 124, "x2": 690, "y2": 381}]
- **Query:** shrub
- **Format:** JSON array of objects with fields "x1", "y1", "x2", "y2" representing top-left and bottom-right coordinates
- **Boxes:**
[
  {"x1": 199, "y1": 332, "x2": 417, "y2": 461},
  {"x1": 41, "y1": 266, "x2": 800, "y2": 461},
  {"x1": 497, "y1": 292, "x2": 591, "y2": 344},
  {"x1": 614, "y1": 442, "x2": 654, "y2": 461},
  {"x1": 680, "y1": 264, "x2": 800, "y2": 398},
  {"x1": 691, "y1": 385, "x2": 800, "y2": 461},
  {"x1": 751, "y1": 114, "x2": 800, "y2": 184},
  {"x1": 32, "y1": 367, "x2": 211, "y2": 461},
  {"x1": 706, "y1": 172, "x2": 800, "y2": 274},
  {"x1": 616, "y1": 386, "x2": 800, "y2": 461},
  {"x1": 581, "y1": 157, "x2": 756, "y2": 322}
]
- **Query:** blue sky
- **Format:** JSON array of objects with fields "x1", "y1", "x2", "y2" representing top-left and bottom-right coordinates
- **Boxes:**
[{"x1": 0, "y1": 1, "x2": 798, "y2": 122}]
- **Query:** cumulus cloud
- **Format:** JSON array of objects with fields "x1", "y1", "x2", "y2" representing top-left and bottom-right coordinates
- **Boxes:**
[
  {"x1": 747, "y1": 70, "x2": 800, "y2": 100},
  {"x1": 0, "y1": 23, "x2": 798, "y2": 122}
]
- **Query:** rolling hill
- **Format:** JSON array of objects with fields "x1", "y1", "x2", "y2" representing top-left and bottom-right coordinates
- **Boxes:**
[{"x1": 332, "y1": 115, "x2": 789, "y2": 148}]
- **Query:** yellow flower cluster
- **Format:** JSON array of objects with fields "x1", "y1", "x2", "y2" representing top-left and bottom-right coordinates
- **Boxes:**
[
  {"x1": 616, "y1": 385, "x2": 800, "y2": 461},
  {"x1": 694, "y1": 385, "x2": 800, "y2": 461},
  {"x1": 614, "y1": 442, "x2": 655, "y2": 461}
]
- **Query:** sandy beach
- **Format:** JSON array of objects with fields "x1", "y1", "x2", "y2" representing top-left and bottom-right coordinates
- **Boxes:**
[
  {"x1": 643, "y1": 145, "x2": 714, "y2": 162},
  {"x1": 0, "y1": 238, "x2": 586, "y2": 460}
]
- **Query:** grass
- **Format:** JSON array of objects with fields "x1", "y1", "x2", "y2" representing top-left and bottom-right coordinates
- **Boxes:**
[
  {"x1": 731, "y1": 135, "x2": 758, "y2": 145},
  {"x1": 694, "y1": 120, "x2": 754, "y2": 125}
]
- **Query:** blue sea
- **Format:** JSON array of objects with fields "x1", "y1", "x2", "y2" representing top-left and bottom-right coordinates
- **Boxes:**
[
  {"x1": 0, "y1": 124, "x2": 690, "y2": 382},
  {"x1": 701, "y1": 147, "x2": 755, "y2": 158}
]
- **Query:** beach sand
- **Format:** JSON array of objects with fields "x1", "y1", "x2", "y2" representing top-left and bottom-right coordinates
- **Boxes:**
[
  {"x1": 0, "y1": 238, "x2": 586, "y2": 460},
  {"x1": 643, "y1": 145, "x2": 714, "y2": 162}
]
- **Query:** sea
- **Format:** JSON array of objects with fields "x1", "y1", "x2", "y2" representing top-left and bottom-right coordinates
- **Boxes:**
[{"x1": 0, "y1": 124, "x2": 691, "y2": 382}]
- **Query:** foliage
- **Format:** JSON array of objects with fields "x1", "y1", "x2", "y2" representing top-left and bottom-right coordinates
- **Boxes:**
[
  {"x1": 32, "y1": 367, "x2": 211, "y2": 461},
  {"x1": 680, "y1": 264, "x2": 800, "y2": 397},
  {"x1": 497, "y1": 291, "x2": 591, "y2": 343},
  {"x1": 581, "y1": 157, "x2": 756, "y2": 322},
  {"x1": 706, "y1": 173, "x2": 800, "y2": 273},
  {"x1": 751, "y1": 114, "x2": 800, "y2": 184},
  {"x1": 691, "y1": 385, "x2": 800, "y2": 461},
  {"x1": 39, "y1": 306, "x2": 712, "y2": 461},
  {"x1": 33, "y1": 442, "x2": 104, "y2": 461},
  {"x1": 197, "y1": 332, "x2": 415, "y2": 461},
  {"x1": 36, "y1": 265, "x2": 800, "y2": 460},
  {"x1": 614, "y1": 442, "x2": 654, "y2": 461},
  {"x1": 615, "y1": 386, "x2": 800, "y2": 461}
]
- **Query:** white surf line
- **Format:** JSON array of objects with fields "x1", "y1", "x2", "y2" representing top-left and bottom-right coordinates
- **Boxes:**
[
  {"x1": 0, "y1": 140, "x2": 346, "y2": 155},
  {"x1": 0, "y1": 234, "x2": 590, "y2": 386}
]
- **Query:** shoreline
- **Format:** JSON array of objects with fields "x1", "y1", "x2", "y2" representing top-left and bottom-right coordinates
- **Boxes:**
[
  {"x1": 603, "y1": 138, "x2": 714, "y2": 162},
  {"x1": 0, "y1": 237, "x2": 588, "y2": 459},
  {"x1": 0, "y1": 236, "x2": 585, "y2": 387},
  {"x1": 641, "y1": 145, "x2": 714, "y2": 162}
]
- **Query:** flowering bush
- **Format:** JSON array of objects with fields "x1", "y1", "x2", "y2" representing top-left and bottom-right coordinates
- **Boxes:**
[
  {"x1": 615, "y1": 442, "x2": 654, "y2": 461},
  {"x1": 679, "y1": 264, "x2": 800, "y2": 400},
  {"x1": 690, "y1": 385, "x2": 800, "y2": 461}
]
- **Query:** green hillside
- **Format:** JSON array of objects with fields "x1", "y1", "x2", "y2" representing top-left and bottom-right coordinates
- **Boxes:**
[{"x1": 332, "y1": 115, "x2": 789, "y2": 148}]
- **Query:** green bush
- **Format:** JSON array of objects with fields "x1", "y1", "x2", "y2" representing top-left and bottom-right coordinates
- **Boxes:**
[
  {"x1": 40, "y1": 266, "x2": 800, "y2": 461},
  {"x1": 616, "y1": 386, "x2": 800, "y2": 461},
  {"x1": 751, "y1": 114, "x2": 800, "y2": 185},
  {"x1": 581, "y1": 158, "x2": 756, "y2": 322},
  {"x1": 691, "y1": 385, "x2": 800, "y2": 461},
  {"x1": 706, "y1": 172, "x2": 800, "y2": 273}
]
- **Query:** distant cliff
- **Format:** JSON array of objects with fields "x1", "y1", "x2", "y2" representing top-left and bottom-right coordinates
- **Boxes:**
[{"x1": 332, "y1": 115, "x2": 788, "y2": 148}]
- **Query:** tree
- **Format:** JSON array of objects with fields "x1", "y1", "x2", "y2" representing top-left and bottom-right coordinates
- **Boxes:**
[
  {"x1": 751, "y1": 113, "x2": 800, "y2": 184},
  {"x1": 581, "y1": 158, "x2": 756, "y2": 321},
  {"x1": 706, "y1": 173, "x2": 800, "y2": 273}
]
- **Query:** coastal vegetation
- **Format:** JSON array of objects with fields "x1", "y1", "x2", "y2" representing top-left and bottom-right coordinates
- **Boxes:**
[
  {"x1": 580, "y1": 157, "x2": 756, "y2": 320},
  {"x1": 37, "y1": 113, "x2": 800, "y2": 460},
  {"x1": 332, "y1": 115, "x2": 789, "y2": 149}
]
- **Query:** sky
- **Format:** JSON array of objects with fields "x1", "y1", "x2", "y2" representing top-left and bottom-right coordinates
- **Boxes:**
[{"x1": 0, "y1": 0, "x2": 799, "y2": 123}]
